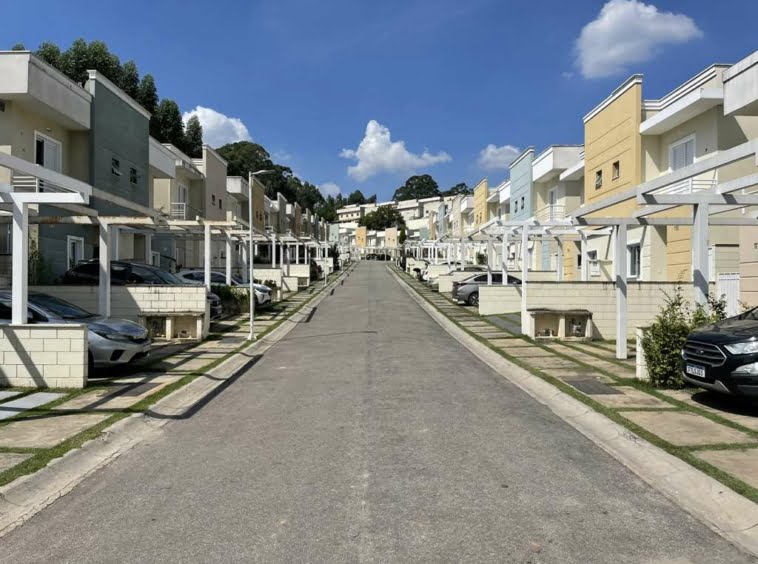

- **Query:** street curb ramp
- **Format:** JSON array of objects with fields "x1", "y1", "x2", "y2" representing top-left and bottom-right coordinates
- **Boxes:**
[
  {"x1": 389, "y1": 265, "x2": 758, "y2": 560},
  {"x1": 0, "y1": 265, "x2": 354, "y2": 539}
]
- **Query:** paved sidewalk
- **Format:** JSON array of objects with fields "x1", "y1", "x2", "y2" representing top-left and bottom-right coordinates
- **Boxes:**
[
  {"x1": 0, "y1": 281, "x2": 335, "y2": 488},
  {"x1": 397, "y1": 265, "x2": 758, "y2": 504}
]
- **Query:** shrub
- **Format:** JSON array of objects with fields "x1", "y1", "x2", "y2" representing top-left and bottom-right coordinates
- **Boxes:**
[
  {"x1": 210, "y1": 284, "x2": 249, "y2": 315},
  {"x1": 476, "y1": 252, "x2": 486, "y2": 265},
  {"x1": 641, "y1": 286, "x2": 727, "y2": 388}
]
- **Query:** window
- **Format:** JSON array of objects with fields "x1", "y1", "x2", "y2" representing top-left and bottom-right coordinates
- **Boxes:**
[
  {"x1": 628, "y1": 244, "x2": 641, "y2": 279},
  {"x1": 111, "y1": 158, "x2": 121, "y2": 177},
  {"x1": 219, "y1": 199, "x2": 223, "y2": 210},
  {"x1": 612, "y1": 161, "x2": 620, "y2": 180},
  {"x1": 211, "y1": 195, "x2": 216, "y2": 205},
  {"x1": 588, "y1": 250, "x2": 599, "y2": 276},
  {"x1": 670, "y1": 135, "x2": 695, "y2": 171},
  {"x1": 129, "y1": 167, "x2": 137, "y2": 184},
  {"x1": 34, "y1": 132, "x2": 62, "y2": 173},
  {"x1": 520, "y1": 197, "x2": 525, "y2": 212},
  {"x1": 595, "y1": 170, "x2": 603, "y2": 189},
  {"x1": 67, "y1": 236, "x2": 84, "y2": 271}
]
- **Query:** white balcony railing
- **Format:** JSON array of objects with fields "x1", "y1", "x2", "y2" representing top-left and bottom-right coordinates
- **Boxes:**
[
  {"x1": 535, "y1": 204, "x2": 565, "y2": 222},
  {"x1": 170, "y1": 202, "x2": 202, "y2": 220},
  {"x1": 12, "y1": 174, "x2": 69, "y2": 193},
  {"x1": 654, "y1": 177, "x2": 717, "y2": 195}
]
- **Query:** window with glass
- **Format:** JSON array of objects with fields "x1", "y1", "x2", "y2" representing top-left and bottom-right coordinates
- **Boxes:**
[
  {"x1": 670, "y1": 136, "x2": 695, "y2": 171},
  {"x1": 628, "y1": 244, "x2": 641, "y2": 279}
]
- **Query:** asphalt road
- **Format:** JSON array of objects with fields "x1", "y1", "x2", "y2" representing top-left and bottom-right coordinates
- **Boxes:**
[{"x1": 0, "y1": 262, "x2": 753, "y2": 563}]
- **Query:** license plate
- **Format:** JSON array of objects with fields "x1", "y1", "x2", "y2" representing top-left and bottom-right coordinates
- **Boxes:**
[{"x1": 686, "y1": 364, "x2": 706, "y2": 379}]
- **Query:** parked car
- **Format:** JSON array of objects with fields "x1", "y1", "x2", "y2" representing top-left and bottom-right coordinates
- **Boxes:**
[
  {"x1": 682, "y1": 308, "x2": 758, "y2": 397},
  {"x1": 176, "y1": 270, "x2": 272, "y2": 307},
  {"x1": 426, "y1": 265, "x2": 486, "y2": 287},
  {"x1": 0, "y1": 291, "x2": 150, "y2": 370},
  {"x1": 63, "y1": 260, "x2": 223, "y2": 318},
  {"x1": 452, "y1": 273, "x2": 522, "y2": 306}
]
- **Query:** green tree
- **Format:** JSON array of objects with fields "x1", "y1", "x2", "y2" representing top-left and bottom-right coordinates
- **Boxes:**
[
  {"x1": 216, "y1": 141, "x2": 299, "y2": 203},
  {"x1": 154, "y1": 98, "x2": 185, "y2": 148},
  {"x1": 315, "y1": 195, "x2": 338, "y2": 223},
  {"x1": 11, "y1": 43, "x2": 25, "y2": 51},
  {"x1": 359, "y1": 206, "x2": 406, "y2": 230},
  {"x1": 136, "y1": 74, "x2": 160, "y2": 136},
  {"x1": 392, "y1": 174, "x2": 440, "y2": 201},
  {"x1": 120, "y1": 60, "x2": 140, "y2": 99},
  {"x1": 443, "y1": 182, "x2": 471, "y2": 196},
  {"x1": 296, "y1": 182, "x2": 325, "y2": 212},
  {"x1": 366, "y1": 194, "x2": 377, "y2": 204},
  {"x1": 347, "y1": 190, "x2": 367, "y2": 205},
  {"x1": 35, "y1": 42, "x2": 62, "y2": 69},
  {"x1": 86, "y1": 40, "x2": 123, "y2": 85},
  {"x1": 183, "y1": 115, "x2": 204, "y2": 158},
  {"x1": 59, "y1": 38, "x2": 90, "y2": 84},
  {"x1": 399, "y1": 227, "x2": 407, "y2": 245}
]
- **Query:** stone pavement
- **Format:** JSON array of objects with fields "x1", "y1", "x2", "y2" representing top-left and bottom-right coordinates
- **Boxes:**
[
  {"x1": 0, "y1": 280, "x2": 333, "y2": 487},
  {"x1": 397, "y1": 265, "x2": 758, "y2": 503}
]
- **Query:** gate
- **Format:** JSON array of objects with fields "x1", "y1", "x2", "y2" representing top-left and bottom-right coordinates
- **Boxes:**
[{"x1": 716, "y1": 273, "x2": 740, "y2": 317}]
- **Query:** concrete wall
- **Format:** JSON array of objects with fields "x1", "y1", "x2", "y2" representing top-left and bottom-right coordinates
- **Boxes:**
[
  {"x1": 31, "y1": 285, "x2": 207, "y2": 321},
  {"x1": 509, "y1": 149, "x2": 535, "y2": 221},
  {"x1": 479, "y1": 285, "x2": 522, "y2": 315},
  {"x1": 253, "y1": 267, "x2": 283, "y2": 290},
  {"x1": 196, "y1": 146, "x2": 228, "y2": 221},
  {"x1": 0, "y1": 324, "x2": 87, "y2": 389},
  {"x1": 472, "y1": 179, "x2": 489, "y2": 227}
]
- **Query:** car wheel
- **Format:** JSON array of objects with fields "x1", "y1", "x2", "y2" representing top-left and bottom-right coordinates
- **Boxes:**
[{"x1": 468, "y1": 293, "x2": 479, "y2": 307}]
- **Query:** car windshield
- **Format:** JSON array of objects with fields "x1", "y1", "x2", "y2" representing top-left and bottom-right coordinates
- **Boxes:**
[
  {"x1": 30, "y1": 294, "x2": 95, "y2": 320},
  {"x1": 151, "y1": 268, "x2": 184, "y2": 284}
]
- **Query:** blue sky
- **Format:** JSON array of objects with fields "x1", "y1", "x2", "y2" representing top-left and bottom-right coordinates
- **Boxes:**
[{"x1": 5, "y1": 0, "x2": 758, "y2": 201}]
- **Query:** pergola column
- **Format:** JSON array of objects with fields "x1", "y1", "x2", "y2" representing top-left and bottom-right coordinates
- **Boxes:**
[
  {"x1": 271, "y1": 234, "x2": 276, "y2": 268},
  {"x1": 241, "y1": 238, "x2": 249, "y2": 283},
  {"x1": 144, "y1": 233, "x2": 153, "y2": 265},
  {"x1": 693, "y1": 202, "x2": 710, "y2": 306},
  {"x1": 580, "y1": 231, "x2": 589, "y2": 281},
  {"x1": 486, "y1": 238, "x2": 493, "y2": 285},
  {"x1": 295, "y1": 242, "x2": 300, "y2": 264},
  {"x1": 11, "y1": 201, "x2": 29, "y2": 324},
  {"x1": 556, "y1": 238, "x2": 563, "y2": 281},
  {"x1": 614, "y1": 223, "x2": 628, "y2": 360},
  {"x1": 204, "y1": 223, "x2": 212, "y2": 291},
  {"x1": 98, "y1": 222, "x2": 111, "y2": 319},
  {"x1": 521, "y1": 226, "x2": 529, "y2": 335},
  {"x1": 501, "y1": 235, "x2": 508, "y2": 285},
  {"x1": 225, "y1": 231, "x2": 233, "y2": 285}
]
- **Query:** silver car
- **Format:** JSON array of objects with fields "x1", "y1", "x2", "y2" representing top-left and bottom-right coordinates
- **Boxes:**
[
  {"x1": 0, "y1": 291, "x2": 151, "y2": 370},
  {"x1": 176, "y1": 270, "x2": 273, "y2": 306}
]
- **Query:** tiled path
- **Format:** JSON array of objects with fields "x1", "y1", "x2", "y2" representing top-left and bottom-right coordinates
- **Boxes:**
[
  {"x1": 0, "y1": 274, "x2": 342, "y2": 485},
  {"x1": 396, "y1": 265, "x2": 758, "y2": 502}
]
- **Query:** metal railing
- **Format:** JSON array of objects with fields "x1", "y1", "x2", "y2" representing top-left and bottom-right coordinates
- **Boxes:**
[
  {"x1": 534, "y1": 204, "x2": 565, "y2": 222},
  {"x1": 170, "y1": 202, "x2": 202, "y2": 220},
  {"x1": 655, "y1": 177, "x2": 717, "y2": 195},
  {"x1": 12, "y1": 174, "x2": 69, "y2": 193}
]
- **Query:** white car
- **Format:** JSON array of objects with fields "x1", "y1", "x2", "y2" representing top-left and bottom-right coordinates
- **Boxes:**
[{"x1": 176, "y1": 270, "x2": 272, "y2": 306}]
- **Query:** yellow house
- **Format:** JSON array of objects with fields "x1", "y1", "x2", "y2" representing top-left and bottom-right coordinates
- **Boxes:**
[
  {"x1": 472, "y1": 178, "x2": 489, "y2": 228},
  {"x1": 356, "y1": 226, "x2": 367, "y2": 248}
]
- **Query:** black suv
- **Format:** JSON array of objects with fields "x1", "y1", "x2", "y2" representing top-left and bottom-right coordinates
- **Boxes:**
[
  {"x1": 63, "y1": 260, "x2": 223, "y2": 319},
  {"x1": 682, "y1": 308, "x2": 758, "y2": 397}
]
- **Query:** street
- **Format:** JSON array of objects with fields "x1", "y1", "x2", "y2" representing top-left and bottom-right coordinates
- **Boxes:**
[{"x1": 0, "y1": 261, "x2": 752, "y2": 563}]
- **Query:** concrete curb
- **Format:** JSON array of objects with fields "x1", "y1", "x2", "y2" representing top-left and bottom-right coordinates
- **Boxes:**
[
  {"x1": 0, "y1": 265, "x2": 353, "y2": 539},
  {"x1": 389, "y1": 266, "x2": 758, "y2": 559}
]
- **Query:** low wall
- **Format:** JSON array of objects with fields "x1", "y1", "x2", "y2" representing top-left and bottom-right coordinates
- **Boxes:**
[
  {"x1": 32, "y1": 285, "x2": 207, "y2": 321},
  {"x1": 285, "y1": 263, "x2": 311, "y2": 286},
  {"x1": 426, "y1": 264, "x2": 451, "y2": 278},
  {"x1": 479, "y1": 285, "x2": 522, "y2": 315},
  {"x1": 524, "y1": 281, "x2": 714, "y2": 339},
  {"x1": 0, "y1": 325, "x2": 87, "y2": 389},
  {"x1": 525, "y1": 270, "x2": 559, "y2": 282},
  {"x1": 282, "y1": 276, "x2": 299, "y2": 292},
  {"x1": 253, "y1": 267, "x2": 283, "y2": 290}
]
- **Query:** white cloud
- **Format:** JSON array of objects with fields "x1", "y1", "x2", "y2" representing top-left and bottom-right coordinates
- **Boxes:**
[
  {"x1": 319, "y1": 182, "x2": 341, "y2": 198},
  {"x1": 576, "y1": 0, "x2": 702, "y2": 79},
  {"x1": 182, "y1": 106, "x2": 252, "y2": 148},
  {"x1": 477, "y1": 144, "x2": 521, "y2": 171},
  {"x1": 340, "y1": 120, "x2": 451, "y2": 181}
]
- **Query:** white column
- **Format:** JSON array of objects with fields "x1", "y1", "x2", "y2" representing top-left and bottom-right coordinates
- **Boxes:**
[
  {"x1": 295, "y1": 242, "x2": 300, "y2": 264},
  {"x1": 693, "y1": 203, "x2": 710, "y2": 306},
  {"x1": 521, "y1": 225, "x2": 529, "y2": 335},
  {"x1": 112, "y1": 226, "x2": 120, "y2": 261},
  {"x1": 98, "y1": 222, "x2": 111, "y2": 319},
  {"x1": 460, "y1": 240, "x2": 465, "y2": 270},
  {"x1": 271, "y1": 234, "x2": 276, "y2": 268},
  {"x1": 556, "y1": 238, "x2": 563, "y2": 281},
  {"x1": 144, "y1": 233, "x2": 152, "y2": 265},
  {"x1": 501, "y1": 235, "x2": 508, "y2": 285},
  {"x1": 225, "y1": 232, "x2": 232, "y2": 285},
  {"x1": 614, "y1": 223, "x2": 628, "y2": 360},
  {"x1": 580, "y1": 231, "x2": 589, "y2": 282},
  {"x1": 486, "y1": 238, "x2": 493, "y2": 285},
  {"x1": 11, "y1": 201, "x2": 29, "y2": 325},
  {"x1": 241, "y1": 240, "x2": 249, "y2": 284},
  {"x1": 204, "y1": 223, "x2": 212, "y2": 291}
]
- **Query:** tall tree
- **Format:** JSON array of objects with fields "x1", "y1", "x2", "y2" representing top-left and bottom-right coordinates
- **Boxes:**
[
  {"x1": 85, "y1": 40, "x2": 124, "y2": 85},
  {"x1": 296, "y1": 182, "x2": 325, "y2": 212},
  {"x1": 136, "y1": 74, "x2": 160, "y2": 136},
  {"x1": 216, "y1": 141, "x2": 298, "y2": 203},
  {"x1": 34, "y1": 42, "x2": 62, "y2": 69},
  {"x1": 120, "y1": 60, "x2": 140, "y2": 99},
  {"x1": 359, "y1": 206, "x2": 406, "y2": 230},
  {"x1": 366, "y1": 194, "x2": 377, "y2": 204},
  {"x1": 392, "y1": 174, "x2": 440, "y2": 201},
  {"x1": 11, "y1": 43, "x2": 25, "y2": 51},
  {"x1": 315, "y1": 195, "x2": 338, "y2": 223},
  {"x1": 59, "y1": 38, "x2": 91, "y2": 84},
  {"x1": 183, "y1": 115, "x2": 204, "y2": 158},
  {"x1": 442, "y1": 182, "x2": 471, "y2": 196},
  {"x1": 154, "y1": 99, "x2": 185, "y2": 148},
  {"x1": 347, "y1": 190, "x2": 367, "y2": 205}
]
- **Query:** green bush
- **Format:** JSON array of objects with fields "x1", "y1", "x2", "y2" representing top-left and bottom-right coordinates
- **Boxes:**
[
  {"x1": 641, "y1": 286, "x2": 727, "y2": 388},
  {"x1": 210, "y1": 284, "x2": 249, "y2": 315}
]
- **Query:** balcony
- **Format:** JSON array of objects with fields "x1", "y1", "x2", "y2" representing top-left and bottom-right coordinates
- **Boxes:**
[
  {"x1": 535, "y1": 204, "x2": 566, "y2": 222},
  {"x1": 653, "y1": 177, "x2": 717, "y2": 195},
  {"x1": 170, "y1": 202, "x2": 202, "y2": 220},
  {"x1": 11, "y1": 174, "x2": 72, "y2": 193}
]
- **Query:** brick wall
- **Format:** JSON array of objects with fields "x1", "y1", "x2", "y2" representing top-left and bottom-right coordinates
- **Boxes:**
[{"x1": 0, "y1": 325, "x2": 87, "y2": 389}]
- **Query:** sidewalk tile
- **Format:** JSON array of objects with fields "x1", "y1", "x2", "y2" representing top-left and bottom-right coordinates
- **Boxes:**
[
  {"x1": 622, "y1": 411, "x2": 755, "y2": 446},
  {"x1": 591, "y1": 387, "x2": 675, "y2": 409},
  {"x1": 0, "y1": 453, "x2": 32, "y2": 473},
  {"x1": 0, "y1": 413, "x2": 110, "y2": 448},
  {"x1": 696, "y1": 449, "x2": 758, "y2": 489},
  {"x1": 0, "y1": 392, "x2": 23, "y2": 403},
  {"x1": 0, "y1": 393, "x2": 65, "y2": 421},
  {"x1": 660, "y1": 390, "x2": 758, "y2": 431}
]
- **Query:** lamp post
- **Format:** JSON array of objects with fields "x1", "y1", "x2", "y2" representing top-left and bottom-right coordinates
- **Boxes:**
[{"x1": 248, "y1": 169, "x2": 274, "y2": 341}]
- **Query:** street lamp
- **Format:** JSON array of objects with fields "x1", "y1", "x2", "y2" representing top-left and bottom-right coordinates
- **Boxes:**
[{"x1": 248, "y1": 169, "x2": 274, "y2": 341}]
